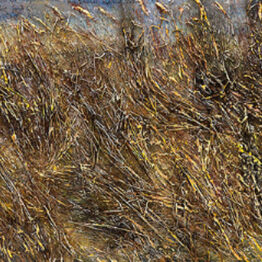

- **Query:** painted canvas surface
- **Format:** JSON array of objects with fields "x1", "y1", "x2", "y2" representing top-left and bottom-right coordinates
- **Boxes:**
[{"x1": 0, "y1": 0, "x2": 261, "y2": 261}]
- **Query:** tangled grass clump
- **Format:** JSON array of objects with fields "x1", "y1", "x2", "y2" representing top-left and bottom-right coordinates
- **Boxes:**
[{"x1": 0, "y1": 1, "x2": 261, "y2": 261}]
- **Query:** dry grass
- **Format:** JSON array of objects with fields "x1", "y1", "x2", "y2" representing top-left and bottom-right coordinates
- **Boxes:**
[{"x1": 0, "y1": 1, "x2": 261, "y2": 261}]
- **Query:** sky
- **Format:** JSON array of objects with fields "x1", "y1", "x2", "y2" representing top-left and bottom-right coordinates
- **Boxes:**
[{"x1": 0, "y1": 0, "x2": 248, "y2": 36}]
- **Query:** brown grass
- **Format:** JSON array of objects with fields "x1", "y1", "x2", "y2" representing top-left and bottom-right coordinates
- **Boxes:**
[{"x1": 0, "y1": 1, "x2": 261, "y2": 261}]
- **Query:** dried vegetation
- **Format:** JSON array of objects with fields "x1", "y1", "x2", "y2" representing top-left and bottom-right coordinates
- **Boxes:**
[{"x1": 0, "y1": 1, "x2": 261, "y2": 261}]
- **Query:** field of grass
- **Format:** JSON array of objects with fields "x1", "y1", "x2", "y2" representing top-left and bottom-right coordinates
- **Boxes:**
[{"x1": 0, "y1": 1, "x2": 261, "y2": 261}]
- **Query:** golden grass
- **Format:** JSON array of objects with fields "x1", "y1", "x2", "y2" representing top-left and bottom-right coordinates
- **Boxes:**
[{"x1": 0, "y1": 2, "x2": 261, "y2": 261}]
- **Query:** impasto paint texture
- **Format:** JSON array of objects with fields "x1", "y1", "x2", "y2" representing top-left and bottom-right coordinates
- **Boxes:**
[{"x1": 0, "y1": 0, "x2": 261, "y2": 261}]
